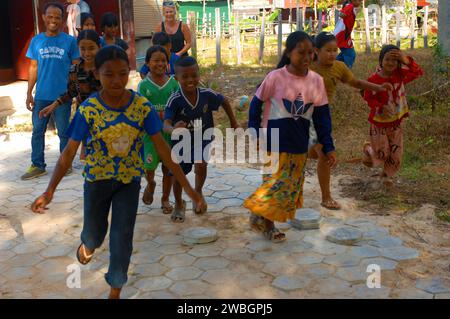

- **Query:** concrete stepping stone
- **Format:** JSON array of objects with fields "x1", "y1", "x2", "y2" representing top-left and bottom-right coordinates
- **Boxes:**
[
  {"x1": 416, "y1": 277, "x2": 450, "y2": 294},
  {"x1": 323, "y1": 226, "x2": 363, "y2": 245},
  {"x1": 290, "y1": 208, "x2": 322, "y2": 230},
  {"x1": 182, "y1": 227, "x2": 218, "y2": 245}
]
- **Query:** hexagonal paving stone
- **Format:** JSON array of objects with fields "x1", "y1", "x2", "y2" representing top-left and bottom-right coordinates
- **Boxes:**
[
  {"x1": 169, "y1": 280, "x2": 210, "y2": 296},
  {"x1": 188, "y1": 244, "x2": 222, "y2": 257},
  {"x1": 368, "y1": 236, "x2": 403, "y2": 248},
  {"x1": 380, "y1": 246, "x2": 419, "y2": 261},
  {"x1": 12, "y1": 242, "x2": 46, "y2": 255},
  {"x1": 165, "y1": 266, "x2": 203, "y2": 281},
  {"x1": 246, "y1": 239, "x2": 277, "y2": 252},
  {"x1": 307, "y1": 240, "x2": 348, "y2": 256},
  {"x1": 323, "y1": 226, "x2": 363, "y2": 246},
  {"x1": 3, "y1": 267, "x2": 36, "y2": 281},
  {"x1": 237, "y1": 272, "x2": 272, "y2": 289},
  {"x1": 9, "y1": 253, "x2": 43, "y2": 267},
  {"x1": 212, "y1": 191, "x2": 239, "y2": 199},
  {"x1": 280, "y1": 240, "x2": 313, "y2": 254},
  {"x1": 336, "y1": 266, "x2": 367, "y2": 283},
  {"x1": 155, "y1": 244, "x2": 188, "y2": 255},
  {"x1": 360, "y1": 258, "x2": 398, "y2": 271},
  {"x1": 194, "y1": 257, "x2": 230, "y2": 270},
  {"x1": 254, "y1": 251, "x2": 289, "y2": 263},
  {"x1": 201, "y1": 269, "x2": 238, "y2": 284},
  {"x1": 435, "y1": 293, "x2": 450, "y2": 299},
  {"x1": 391, "y1": 288, "x2": 433, "y2": 299},
  {"x1": 0, "y1": 239, "x2": 19, "y2": 251},
  {"x1": 310, "y1": 277, "x2": 351, "y2": 295},
  {"x1": 153, "y1": 235, "x2": 183, "y2": 245},
  {"x1": 348, "y1": 246, "x2": 381, "y2": 258},
  {"x1": 303, "y1": 264, "x2": 335, "y2": 279},
  {"x1": 0, "y1": 250, "x2": 16, "y2": 262},
  {"x1": 161, "y1": 254, "x2": 196, "y2": 268},
  {"x1": 215, "y1": 198, "x2": 244, "y2": 209},
  {"x1": 132, "y1": 263, "x2": 168, "y2": 277},
  {"x1": 222, "y1": 206, "x2": 248, "y2": 215},
  {"x1": 416, "y1": 277, "x2": 450, "y2": 294},
  {"x1": 272, "y1": 275, "x2": 310, "y2": 291},
  {"x1": 134, "y1": 276, "x2": 173, "y2": 292},
  {"x1": 131, "y1": 251, "x2": 164, "y2": 264},
  {"x1": 207, "y1": 184, "x2": 233, "y2": 191},
  {"x1": 362, "y1": 227, "x2": 390, "y2": 239},
  {"x1": 351, "y1": 284, "x2": 391, "y2": 299},
  {"x1": 39, "y1": 244, "x2": 73, "y2": 258},
  {"x1": 262, "y1": 261, "x2": 299, "y2": 277},
  {"x1": 294, "y1": 253, "x2": 325, "y2": 265},
  {"x1": 323, "y1": 254, "x2": 362, "y2": 267},
  {"x1": 220, "y1": 248, "x2": 253, "y2": 261}
]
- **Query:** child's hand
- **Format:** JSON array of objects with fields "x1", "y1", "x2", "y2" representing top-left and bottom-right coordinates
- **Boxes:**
[
  {"x1": 31, "y1": 192, "x2": 53, "y2": 214},
  {"x1": 379, "y1": 83, "x2": 394, "y2": 92},
  {"x1": 174, "y1": 121, "x2": 187, "y2": 129},
  {"x1": 397, "y1": 51, "x2": 410, "y2": 65},
  {"x1": 39, "y1": 102, "x2": 58, "y2": 119},
  {"x1": 191, "y1": 191, "x2": 207, "y2": 213},
  {"x1": 325, "y1": 151, "x2": 337, "y2": 169},
  {"x1": 26, "y1": 93, "x2": 34, "y2": 112}
]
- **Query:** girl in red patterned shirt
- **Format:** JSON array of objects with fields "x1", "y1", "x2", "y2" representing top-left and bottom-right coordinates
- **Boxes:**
[{"x1": 362, "y1": 45, "x2": 423, "y2": 186}]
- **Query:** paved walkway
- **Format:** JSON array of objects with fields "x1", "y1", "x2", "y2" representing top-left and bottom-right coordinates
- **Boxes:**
[{"x1": 1, "y1": 132, "x2": 449, "y2": 299}]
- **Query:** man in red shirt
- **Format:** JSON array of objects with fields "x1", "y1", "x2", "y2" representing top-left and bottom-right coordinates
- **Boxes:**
[{"x1": 333, "y1": 0, "x2": 361, "y2": 68}]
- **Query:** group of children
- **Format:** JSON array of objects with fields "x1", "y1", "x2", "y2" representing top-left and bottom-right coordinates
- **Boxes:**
[{"x1": 30, "y1": 8, "x2": 423, "y2": 298}]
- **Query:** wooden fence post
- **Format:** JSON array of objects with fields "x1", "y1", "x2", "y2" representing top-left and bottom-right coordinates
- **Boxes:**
[
  {"x1": 396, "y1": 12, "x2": 401, "y2": 47},
  {"x1": 381, "y1": 5, "x2": 387, "y2": 44},
  {"x1": 215, "y1": 8, "x2": 221, "y2": 67},
  {"x1": 289, "y1": 7, "x2": 292, "y2": 32},
  {"x1": 318, "y1": 9, "x2": 323, "y2": 32},
  {"x1": 278, "y1": 11, "x2": 282, "y2": 60},
  {"x1": 423, "y1": 5, "x2": 429, "y2": 48},
  {"x1": 363, "y1": 7, "x2": 371, "y2": 53},
  {"x1": 189, "y1": 12, "x2": 197, "y2": 60},
  {"x1": 235, "y1": 14, "x2": 241, "y2": 65},
  {"x1": 259, "y1": 10, "x2": 266, "y2": 65},
  {"x1": 410, "y1": 4, "x2": 416, "y2": 49}
]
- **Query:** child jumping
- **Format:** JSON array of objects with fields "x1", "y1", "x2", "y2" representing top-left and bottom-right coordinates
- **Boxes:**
[
  {"x1": 140, "y1": 32, "x2": 180, "y2": 79},
  {"x1": 138, "y1": 45, "x2": 179, "y2": 213},
  {"x1": 362, "y1": 45, "x2": 423, "y2": 186},
  {"x1": 164, "y1": 57, "x2": 239, "y2": 223},
  {"x1": 244, "y1": 31, "x2": 336, "y2": 242},
  {"x1": 31, "y1": 46, "x2": 206, "y2": 299},
  {"x1": 309, "y1": 32, "x2": 391, "y2": 210},
  {"x1": 334, "y1": 0, "x2": 361, "y2": 68},
  {"x1": 39, "y1": 30, "x2": 102, "y2": 162}
]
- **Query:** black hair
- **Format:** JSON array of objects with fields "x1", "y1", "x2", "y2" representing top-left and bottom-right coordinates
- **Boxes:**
[
  {"x1": 152, "y1": 32, "x2": 171, "y2": 47},
  {"x1": 174, "y1": 56, "x2": 198, "y2": 72},
  {"x1": 95, "y1": 45, "x2": 129, "y2": 70},
  {"x1": 276, "y1": 31, "x2": 313, "y2": 69},
  {"x1": 43, "y1": 2, "x2": 64, "y2": 16},
  {"x1": 145, "y1": 45, "x2": 169, "y2": 63},
  {"x1": 379, "y1": 44, "x2": 400, "y2": 68},
  {"x1": 314, "y1": 32, "x2": 337, "y2": 49},
  {"x1": 81, "y1": 12, "x2": 95, "y2": 27},
  {"x1": 100, "y1": 12, "x2": 119, "y2": 30},
  {"x1": 77, "y1": 30, "x2": 101, "y2": 46}
]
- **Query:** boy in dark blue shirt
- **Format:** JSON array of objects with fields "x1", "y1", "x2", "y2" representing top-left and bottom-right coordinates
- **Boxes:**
[
  {"x1": 140, "y1": 32, "x2": 180, "y2": 79},
  {"x1": 164, "y1": 57, "x2": 238, "y2": 222}
]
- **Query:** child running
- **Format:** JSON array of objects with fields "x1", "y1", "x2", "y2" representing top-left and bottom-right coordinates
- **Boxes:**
[
  {"x1": 362, "y1": 45, "x2": 423, "y2": 186},
  {"x1": 100, "y1": 12, "x2": 129, "y2": 52},
  {"x1": 333, "y1": 0, "x2": 361, "y2": 68},
  {"x1": 80, "y1": 12, "x2": 96, "y2": 31},
  {"x1": 164, "y1": 57, "x2": 239, "y2": 223},
  {"x1": 138, "y1": 45, "x2": 179, "y2": 213},
  {"x1": 140, "y1": 32, "x2": 180, "y2": 79},
  {"x1": 309, "y1": 32, "x2": 392, "y2": 210},
  {"x1": 30, "y1": 46, "x2": 206, "y2": 299},
  {"x1": 39, "y1": 30, "x2": 102, "y2": 162},
  {"x1": 244, "y1": 31, "x2": 336, "y2": 242}
]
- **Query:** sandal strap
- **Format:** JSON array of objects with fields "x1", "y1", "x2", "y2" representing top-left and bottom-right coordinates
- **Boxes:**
[{"x1": 81, "y1": 244, "x2": 94, "y2": 259}]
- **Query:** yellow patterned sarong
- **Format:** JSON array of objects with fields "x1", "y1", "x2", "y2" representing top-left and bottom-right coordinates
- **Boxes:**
[{"x1": 243, "y1": 153, "x2": 307, "y2": 222}]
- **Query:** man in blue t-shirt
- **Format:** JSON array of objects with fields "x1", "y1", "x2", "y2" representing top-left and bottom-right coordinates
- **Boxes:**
[{"x1": 22, "y1": 2, "x2": 80, "y2": 180}]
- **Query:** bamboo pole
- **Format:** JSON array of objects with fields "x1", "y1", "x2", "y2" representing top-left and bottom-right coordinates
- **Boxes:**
[
  {"x1": 277, "y1": 11, "x2": 282, "y2": 60},
  {"x1": 410, "y1": 4, "x2": 416, "y2": 49},
  {"x1": 363, "y1": 7, "x2": 371, "y2": 53},
  {"x1": 189, "y1": 12, "x2": 197, "y2": 59},
  {"x1": 215, "y1": 8, "x2": 221, "y2": 67},
  {"x1": 259, "y1": 8, "x2": 266, "y2": 65}
]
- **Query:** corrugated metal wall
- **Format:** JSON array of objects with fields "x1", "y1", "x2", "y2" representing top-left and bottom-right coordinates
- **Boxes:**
[{"x1": 133, "y1": 0, "x2": 162, "y2": 38}]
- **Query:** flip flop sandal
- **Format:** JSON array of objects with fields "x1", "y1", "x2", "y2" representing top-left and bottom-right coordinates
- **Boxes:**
[
  {"x1": 161, "y1": 199, "x2": 174, "y2": 214},
  {"x1": 171, "y1": 200, "x2": 186, "y2": 223},
  {"x1": 76, "y1": 243, "x2": 94, "y2": 265},
  {"x1": 249, "y1": 214, "x2": 265, "y2": 233},
  {"x1": 142, "y1": 181, "x2": 156, "y2": 205},
  {"x1": 193, "y1": 201, "x2": 208, "y2": 215},
  {"x1": 263, "y1": 226, "x2": 286, "y2": 243},
  {"x1": 321, "y1": 199, "x2": 342, "y2": 210}
]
